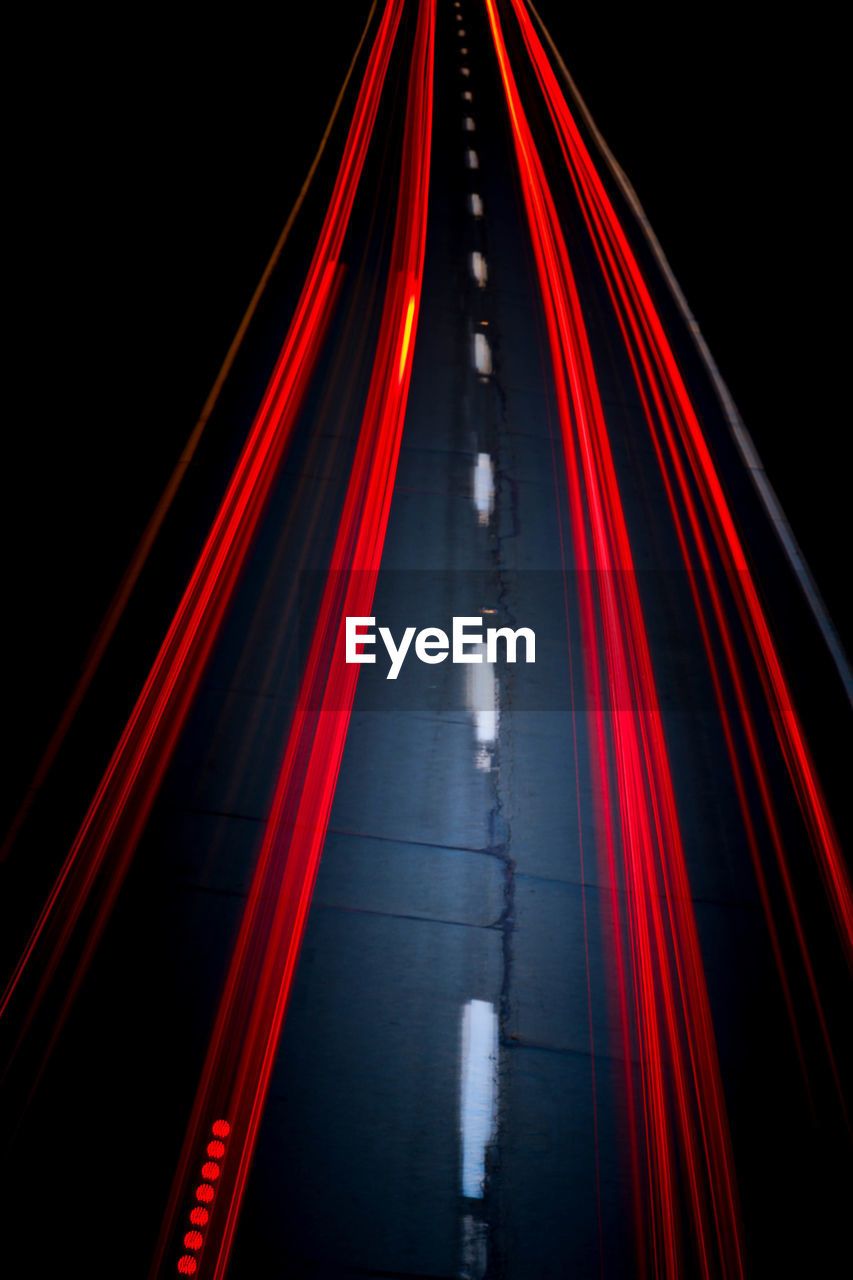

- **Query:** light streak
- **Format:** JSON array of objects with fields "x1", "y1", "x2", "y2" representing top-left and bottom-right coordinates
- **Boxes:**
[
  {"x1": 485, "y1": 1, "x2": 746, "y2": 1273},
  {"x1": 399, "y1": 293, "x2": 416, "y2": 382},
  {"x1": 0, "y1": 0, "x2": 382, "y2": 869},
  {"x1": 0, "y1": 0, "x2": 408, "y2": 1057},
  {"x1": 506, "y1": 0, "x2": 852, "y2": 976},
  {"x1": 509, "y1": 0, "x2": 850, "y2": 1102},
  {"x1": 151, "y1": 2, "x2": 436, "y2": 1275}
]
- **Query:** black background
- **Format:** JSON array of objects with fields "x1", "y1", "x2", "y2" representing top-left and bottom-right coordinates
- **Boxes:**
[{"x1": 5, "y1": 3, "x2": 849, "y2": 787}]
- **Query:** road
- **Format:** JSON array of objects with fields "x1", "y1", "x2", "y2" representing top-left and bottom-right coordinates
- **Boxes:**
[{"x1": 1, "y1": 2, "x2": 850, "y2": 1277}]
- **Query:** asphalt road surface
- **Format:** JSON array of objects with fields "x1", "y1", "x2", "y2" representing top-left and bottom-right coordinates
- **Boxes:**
[{"x1": 2, "y1": 3, "x2": 850, "y2": 1277}]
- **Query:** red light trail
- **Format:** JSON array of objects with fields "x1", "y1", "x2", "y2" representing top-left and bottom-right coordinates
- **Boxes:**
[
  {"x1": 2, "y1": 3, "x2": 847, "y2": 1275},
  {"x1": 485, "y1": 0, "x2": 851, "y2": 1271},
  {"x1": 507, "y1": 0, "x2": 851, "y2": 1105},
  {"x1": 506, "y1": 0, "x2": 852, "y2": 979},
  {"x1": 150, "y1": 0, "x2": 435, "y2": 1274},
  {"x1": 485, "y1": 0, "x2": 747, "y2": 1272},
  {"x1": 0, "y1": 3, "x2": 381, "y2": 872},
  {"x1": 0, "y1": 0, "x2": 407, "y2": 1056}
]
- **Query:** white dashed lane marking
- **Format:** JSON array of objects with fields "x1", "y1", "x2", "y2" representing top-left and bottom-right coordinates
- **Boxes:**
[
  {"x1": 471, "y1": 251, "x2": 488, "y2": 288},
  {"x1": 473, "y1": 331, "x2": 492, "y2": 377}
]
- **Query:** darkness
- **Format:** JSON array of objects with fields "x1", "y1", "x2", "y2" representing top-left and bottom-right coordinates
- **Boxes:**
[
  {"x1": 535, "y1": 5, "x2": 849, "y2": 638},
  {"x1": 6, "y1": 7, "x2": 848, "y2": 752},
  {"x1": 2, "y1": 4, "x2": 849, "y2": 1274}
]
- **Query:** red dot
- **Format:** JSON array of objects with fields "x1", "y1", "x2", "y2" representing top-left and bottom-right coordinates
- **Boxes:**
[
  {"x1": 196, "y1": 1184, "x2": 215, "y2": 1204},
  {"x1": 211, "y1": 1120, "x2": 230, "y2": 1139},
  {"x1": 201, "y1": 1162, "x2": 220, "y2": 1182},
  {"x1": 206, "y1": 1140, "x2": 225, "y2": 1159},
  {"x1": 189, "y1": 1208, "x2": 208, "y2": 1227},
  {"x1": 177, "y1": 1259, "x2": 197, "y2": 1276},
  {"x1": 184, "y1": 1230, "x2": 204, "y2": 1251}
]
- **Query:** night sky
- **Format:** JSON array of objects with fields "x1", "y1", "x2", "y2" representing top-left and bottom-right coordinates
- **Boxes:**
[{"x1": 6, "y1": 4, "x2": 848, "y2": 805}]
